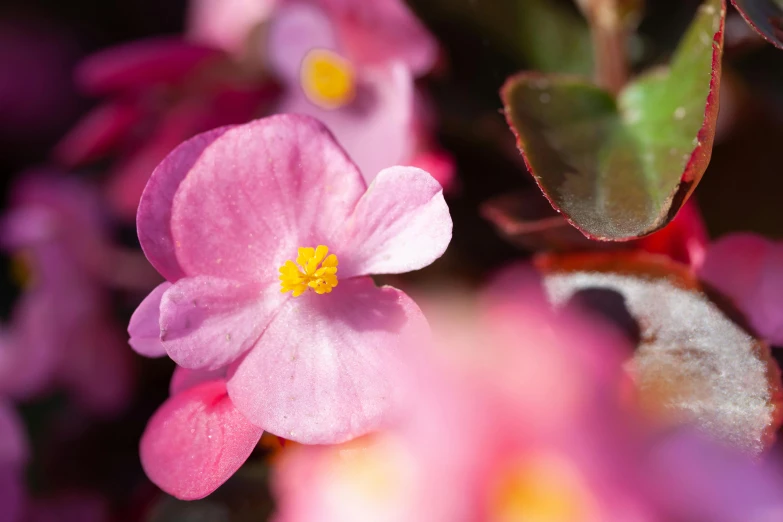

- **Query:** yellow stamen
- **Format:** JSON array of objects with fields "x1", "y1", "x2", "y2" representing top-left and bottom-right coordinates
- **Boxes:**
[
  {"x1": 300, "y1": 49, "x2": 356, "y2": 110},
  {"x1": 10, "y1": 251, "x2": 34, "y2": 289},
  {"x1": 279, "y1": 245, "x2": 339, "y2": 297}
]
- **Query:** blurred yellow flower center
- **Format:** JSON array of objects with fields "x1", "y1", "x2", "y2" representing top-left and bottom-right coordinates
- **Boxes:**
[
  {"x1": 10, "y1": 251, "x2": 34, "y2": 289},
  {"x1": 491, "y1": 455, "x2": 594, "y2": 522},
  {"x1": 300, "y1": 49, "x2": 356, "y2": 110},
  {"x1": 279, "y1": 245, "x2": 339, "y2": 297}
]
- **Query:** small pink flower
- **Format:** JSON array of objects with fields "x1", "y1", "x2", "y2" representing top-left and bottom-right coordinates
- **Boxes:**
[
  {"x1": 699, "y1": 233, "x2": 783, "y2": 345},
  {"x1": 0, "y1": 175, "x2": 133, "y2": 415},
  {"x1": 130, "y1": 114, "x2": 452, "y2": 444},
  {"x1": 265, "y1": 0, "x2": 445, "y2": 183},
  {"x1": 140, "y1": 366, "x2": 263, "y2": 500}
]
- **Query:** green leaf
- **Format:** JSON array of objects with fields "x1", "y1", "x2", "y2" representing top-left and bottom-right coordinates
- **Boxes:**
[
  {"x1": 502, "y1": 0, "x2": 725, "y2": 240},
  {"x1": 732, "y1": 0, "x2": 783, "y2": 49},
  {"x1": 537, "y1": 251, "x2": 783, "y2": 455}
]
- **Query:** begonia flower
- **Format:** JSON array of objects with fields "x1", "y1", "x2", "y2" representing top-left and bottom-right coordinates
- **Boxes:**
[
  {"x1": 56, "y1": 37, "x2": 279, "y2": 219},
  {"x1": 0, "y1": 175, "x2": 133, "y2": 414},
  {"x1": 140, "y1": 366, "x2": 263, "y2": 500},
  {"x1": 130, "y1": 114, "x2": 451, "y2": 445},
  {"x1": 265, "y1": 0, "x2": 445, "y2": 183},
  {"x1": 700, "y1": 233, "x2": 783, "y2": 345}
]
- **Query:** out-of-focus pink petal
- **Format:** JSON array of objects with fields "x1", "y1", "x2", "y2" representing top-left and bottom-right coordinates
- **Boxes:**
[
  {"x1": 188, "y1": 0, "x2": 278, "y2": 54},
  {"x1": 338, "y1": 166, "x2": 451, "y2": 278},
  {"x1": 637, "y1": 200, "x2": 709, "y2": 269},
  {"x1": 54, "y1": 101, "x2": 142, "y2": 167},
  {"x1": 321, "y1": 0, "x2": 438, "y2": 74},
  {"x1": 63, "y1": 316, "x2": 134, "y2": 415},
  {"x1": 279, "y1": 63, "x2": 415, "y2": 182},
  {"x1": 407, "y1": 149, "x2": 457, "y2": 194},
  {"x1": 77, "y1": 37, "x2": 221, "y2": 95},
  {"x1": 267, "y1": 2, "x2": 339, "y2": 83},
  {"x1": 140, "y1": 380, "x2": 263, "y2": 500},
  {"x1": 0, "y1": 400, "x2": 26, "y2": 466},
  {"x1": 0, "y1": 292, "x2": 61, "y2": 400},
  {"x1": 160, "y1": 276, "x2": 285, "y2": 370},
  {"x1": 109, "y1": 99, "x2": 215, "y2": 221},
  {"x1": 170, "y1": 366, "x2": 228, "y2": 396},
  {"x1": 0, "y1": 468, "x2": 24, "y2": 522},
  {"x1": 698, "y1": 234, "x2": 783, "y2": 343},
  {"x1": 137, "y1": 124, "x2": 234, "y2": 282},
  {"x1": 128, "y1": 282, "x2": 171, "y2": 358},
  {"x1": 169, "y1": 115, "x2": 365, "y2": 282},
  {"x1": 227, "y1": 277, "x2": 427, "y2": 444}
]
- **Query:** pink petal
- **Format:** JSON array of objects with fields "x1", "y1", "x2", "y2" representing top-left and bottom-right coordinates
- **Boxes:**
[
  {"x1": 322, "y1": 0, "x2": 438, "y2": 74},
  {"x1": 0, "y1": 468, "x2": 24, "y2": 522},
  {"x1": 188, "y1": 0, "x2": 278, "y2": 55},
  {"x1": 0, "y1": 400, "x2": 26, "y2": 466},
  {"x1": 137, "y1": 124, "x2": 234, "y2": 282},
  {"x1": 0, "y1": 292, "x2": 61, "y2": 400},
  {"x1": 227, "y1": 277, "x2": 427, "y2": 444},
  {"x1": 160, "y1": 276, "x2": 285, "y2": 370},
  {"x1": 128, "y1": 282, "x2": 171, "y2": 358},
  {"x1": 170, "y1": 366, "x2": 228, "y2": 396},
  {"x1": 699, "y1": 234, "x2": 774, "y2": 337},
  {"x1": 279, "y1": 63, "x2": 415, "y2": 182},
  {"x1": 407, "y1": 148, "x2": 457, "y2": 194},
  {"x1": 77, "y1": 37, "x2": 221, "y2": 95},
  {"x1": 62, "y1": 315, "x2": 134, "y2": 415},
  {"x1": 140, "y1": 380, "x2": 263, "y2": 500},
  {"x1": 169, "y1": 115, "x2": 366, "y2": 282},
  {"x1": 53, "y1": 101, "x2": 142, "y2": 167},
  {"x1": 338, "y1": 166, "x2": 451, "y2": 278},
  {"x1": 267, "y1": 2, "x2": 339, "y2": 83}
]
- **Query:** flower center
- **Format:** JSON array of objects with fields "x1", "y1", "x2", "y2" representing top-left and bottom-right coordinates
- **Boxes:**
[
  {"x1": 279, "y1": 245, "x2": 339, "y2": 297},
  {"x1": 491, "y1": 455, "x2": 595, "y2": 522},
  {"x1": 300, "y1": 49, "x2": 356, "y2": 110}
]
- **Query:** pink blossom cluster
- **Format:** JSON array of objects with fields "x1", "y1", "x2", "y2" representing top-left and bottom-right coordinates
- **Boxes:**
[{"x1": 4, "y1": 0, "x2": 783, "y2": 519}]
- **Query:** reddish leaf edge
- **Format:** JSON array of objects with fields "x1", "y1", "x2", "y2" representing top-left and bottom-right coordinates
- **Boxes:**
[
  {"x1": 500, "y1": 0, "x2": 726, "y2": 243},
  {"x1": 730, "y1": 0, "x2": 783, "y2": 50}
]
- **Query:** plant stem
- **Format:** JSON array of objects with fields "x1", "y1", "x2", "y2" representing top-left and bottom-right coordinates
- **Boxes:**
[{"x1": 578, "y1": 0, "x2": 636, "y2": 95}]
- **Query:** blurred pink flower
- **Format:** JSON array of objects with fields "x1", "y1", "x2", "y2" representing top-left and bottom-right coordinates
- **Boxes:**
[
  {"x1": 0, "y1": 400, "x2": 26, "y2": 522},
  {"x1": 129, "y1": 114, "x2": 451, "y2": 444},
  {"x1": 0, "y1": 174, "x2": 133, "y2": 415},
  {"x1": 140, "y1": 366, "x2": 263, "y2": 500},
  {"x1": 56, "y1": 37, "x2": 278, "y2": 219},
  {"x1": 272, "y1": 293, "x2": 783, "y2": 522},
  {"x1": 265, "y1": 0, "x2": 448, "y2": 185},
  {"x1": 700, "y1": 233, "x2": 783, "y2": 345}
]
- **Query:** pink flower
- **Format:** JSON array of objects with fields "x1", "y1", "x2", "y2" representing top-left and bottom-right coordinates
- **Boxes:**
[
  {"x1": 130, "y1": 114, "x2": 451, "y2": 444},
  {"x1": 272, "y1": 293, "x2": 783, "y2": 522},
  {"x1": 264, "y1": 0, "x2": 448, "y2": 184},
  {"x1": 699, "y1": 233, "x2": 783, "y2": 345},
  {"x1": 139, "y1": 366, "x2": 263, "y2": 500},
  {"x1": 0, "y1": 175, "x2": 133, "y2": 415},
  {"x1": 56, "y1": 38, "x2": 278, "y2": 219}
]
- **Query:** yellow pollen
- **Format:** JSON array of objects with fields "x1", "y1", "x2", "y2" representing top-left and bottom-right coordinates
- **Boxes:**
[
  {"x1": 279, "y1": 245, "x2": 339, "y2": 297},
  {"x1": 300, "y1": 49, "x2": 356, "y2": 110}
]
